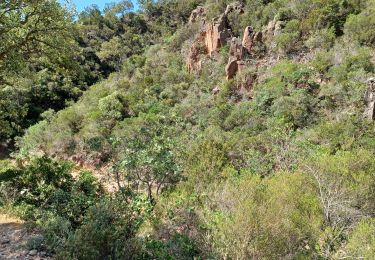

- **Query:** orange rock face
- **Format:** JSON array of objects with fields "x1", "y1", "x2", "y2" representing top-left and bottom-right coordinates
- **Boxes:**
[
  {"x1": 225, "y1": 25, "x2": 263, "y2": 80},
  {"x1": 187, "y1": 31, "x2": 207, "y2": 73},
  {"x1": 186, "y1": 2, "x2": 245, "y2": 73},
  {"x1": 242, "y1": 26, "x2": 262, "y2": 53},
  {"x1": 225, "y1": 38, "x2": 245, "y2": 80},
  {"x1": 186, "y1": 14, "x2": 232, "y2": 73},
  {"x1": 225, "y1": 57, "x2": 239, "y2": 80},
  {"x1": 205, "y1": 15, "x2": 231, "y2": 56}
]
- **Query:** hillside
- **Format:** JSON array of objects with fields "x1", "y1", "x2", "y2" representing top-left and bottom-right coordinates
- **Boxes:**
[{"x1": 1, "y1": 0, "x2": 375, "y2": 259}]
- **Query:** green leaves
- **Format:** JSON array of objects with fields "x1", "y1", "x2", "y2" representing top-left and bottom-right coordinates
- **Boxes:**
[
  {"x1": 254, "y1": 61, "x2": 317, "y2": 128},
  {"x1": 114, "y1": 115, "x2": 181, "y2": 201},
  {"x1": 0, "y1": 157, "x2": 103, "y2": 226},
  {"x1": 344, "y1": 2, "x2": 375, "y2": 46},
  {"x1": 0, "y1": 0, "x2": 77, "y2": 81}
]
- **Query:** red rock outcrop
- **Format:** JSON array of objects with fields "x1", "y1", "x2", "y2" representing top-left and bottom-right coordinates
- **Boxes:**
[
  {"x1": 224, "y1": 1, "x2": 245, "y2": 16},
  {"x1": 225, "y1": 38, "x2": 245, "y2": 79},
  {"x1": 188, "y1": 6, "x2": 206, "y2": 24},
  {"x1": 226, "y1": 58, "x2": 239, "y2": 80},
  {"x1": 186, "y1": 2, "x2": 245, "y2": 73},
  {"x1": 242, "y1": 26, "x2": 262, "y2": 53},
  {"x1": 263, "y1": 19, "x2": 283, "y2": 43},
  {"x1": 225, "y1": 24, "x2": 263, "y2": 80},
  {"x1": 187, "y1": 31, "x2": 207, "y2": 73},
  {"x1": 205, "y1": 14, "x2": 232, "y2": 56}
]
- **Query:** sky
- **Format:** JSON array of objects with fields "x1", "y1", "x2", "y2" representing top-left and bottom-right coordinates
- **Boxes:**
[{"x1": 65, "y1": 0, "x2": 138, "y2": 12}]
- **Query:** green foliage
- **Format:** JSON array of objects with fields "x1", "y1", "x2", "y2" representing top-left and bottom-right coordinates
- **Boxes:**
[
  {"x1": 275, "y1": 19, "x2": 301, "y2": 54},
  {"x1": 303, "y1": 149, "x2": 375, "y2": 226},
  {"x1": 0, "y1": 0, "x2": 77, "y2": 83},
  {"x1": 184, "y1": 127, "x2": 230, "y2": 191},
  {"x1": 0, "y1": 157, "x2": 103, "y2": 225},
  {"x1": 4, "y1": 0, "x2": 375, "y2": 258},
  {"x1": 114, "y1": 114, "x2": 181, "y2": 201},
  {"x1": 338, "y1": 218, "x2": 375, "y2": 259},
  {"x1": 306, "y1": 27, "x2": 336, "y2": 50},
  {"x1": 98, "y1": 91, "x2": 128, "y2": 126},
  {"x1": 204, "y1": 172, "x2": 322, "y2": 259},
  {"x1": 344, "y1": 3, "x2": 375, "y2": 46},
  {"x1": 311, "y1": 50, "x2": 333, "y2": 74},
  {"x1": 254, "y1": 61, "x2": 318, "y2": 128},
  {"x1": 58, "y1": 194, "x2": 152, "y2": 259},
  {"x1": 0, "y1": 1, "x2": 86, "y2": 144}
]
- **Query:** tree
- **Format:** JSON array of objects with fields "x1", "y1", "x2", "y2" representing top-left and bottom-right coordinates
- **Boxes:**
[
  {"x1": 104, "y1": 0, "x2": 133, "y2": 18},
  {"x1": 115, "y1": 116, "x2": 181, "y2": 202},
  {"x1": 0, "y1": 0, "x2": 81, "y2": 144},
  {"x1": 0, "y1": 0, "x2": 78, "y2": 85}
]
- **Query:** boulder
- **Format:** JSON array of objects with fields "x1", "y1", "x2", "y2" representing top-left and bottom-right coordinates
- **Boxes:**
[
  {"x1": 263, "y1": 18, "x2": 283, "y2": 43},
  {"x1": 229, "y1": 37, "x2": 245, "y2": 59},
  {"x1": 29, "y1": 249, "x2": 38, "y2": 256},
  {"x1": 212, "y1": 86, "x2": 220, "y2": 95},
  {"x1": 226, "y1": 57, "x2": 240, "y2": 80}
]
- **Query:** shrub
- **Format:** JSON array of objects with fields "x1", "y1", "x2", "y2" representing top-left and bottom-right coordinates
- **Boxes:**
[
  {"x1": 254, "y1": 61, "x2": 317, "y2": 127},
  {"x1": 57, "y1": 194, "x2": 152, "y2": 259},
  {"x1": 305, "y1": 27, "x2": 336, "y2": 50},
  {"x1": 344, "y1": 4, "x2": 375, "y2": 46},
  {"x1": 271, "y1": 88, "x2": 317, "y2": 128},
  {"x1": 303, "y1": 149, "x2": 375, "y2": 227},
  {"x1": 275, "y1": 19, "x2": 301, "y2": 54},
  {"x1": 0, "y1": 157, "x2": 103, "y2": 226},
  {"x1": 184, "y1": 127, "x2": 231, "y2": 191},
  {"x1": 98, "y1": 91, "x2": 128, "y2": 123},
  {"x1": 337, "y1": 219, "x2": 375, "y2": 259},
  {"x1": 204, "y1": 172, "x2": 322, "y2": 259},
  {"x1": 311, "y1": 50, "x2": 332, "y2": 75}
]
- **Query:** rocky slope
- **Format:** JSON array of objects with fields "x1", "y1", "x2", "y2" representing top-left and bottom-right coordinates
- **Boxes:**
[{"x1": 0, "y1": 215, "x2": 51, "y2": 260}]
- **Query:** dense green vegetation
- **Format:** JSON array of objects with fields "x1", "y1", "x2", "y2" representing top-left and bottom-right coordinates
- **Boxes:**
[{"x1": 1, "y1": 0, "x2": 375, "y2": 259}]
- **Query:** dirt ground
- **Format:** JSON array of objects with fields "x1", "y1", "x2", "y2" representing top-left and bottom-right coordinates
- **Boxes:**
[{"x1": 0, "y1": 215, "x2": 52, "y2": 260}]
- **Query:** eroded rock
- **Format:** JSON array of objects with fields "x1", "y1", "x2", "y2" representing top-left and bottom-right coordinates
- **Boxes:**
[
  {"x1": 242, "y1": 26, "x2": 262, "y2": 53},
  {"x1": 225, "y1": 38, "x2": 245, "y2": 79},
  {"x1": 226, "y1": 57, "x2": 240, "y2": 80},
  {"x1": 205, "y1": 14, "x2": 232, "y2": 56},
  {"x1": 263, "y1": 19, "x2": 283, "y2": 43},
  {"x1": 186, "y1": 2, "x2": 246, "y2": 73},
  {"x1": 225, "y1": 38, "x2": 246, "y2": 80},
  {"x1": 187, "y1": 31, "x2": 207, "y2": 73},
  {"x1": 29, "y1": 250, "x2": 37, "y2": 256},
  {"x1": 212, "y1": 86, "x2": 220, "y2": 95},
  {"x1": 188, "y1": 6, "x2": 206, "y2": 24},
  {"x1": 224, "y1": 1, "x2": 245, "y2": 15},
  {"x1": 229, "y1": 37, "x2": 245, "y2": 59}
]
